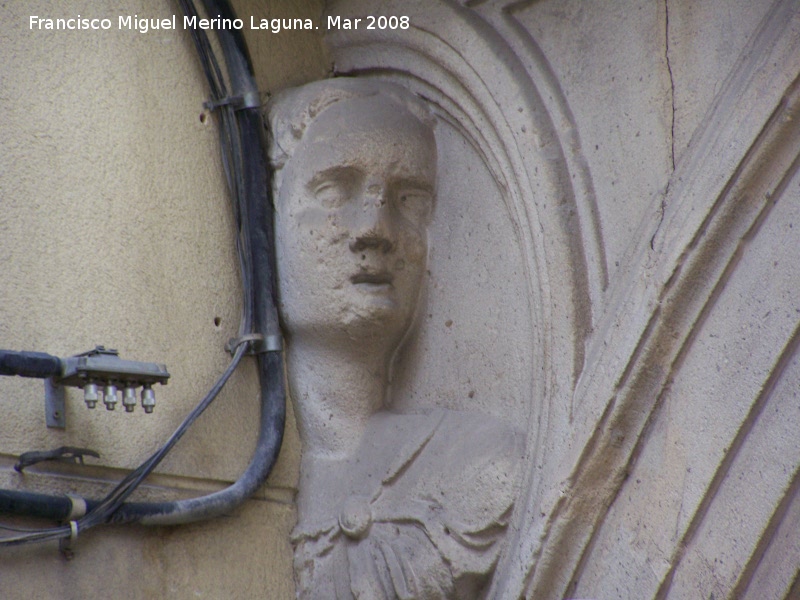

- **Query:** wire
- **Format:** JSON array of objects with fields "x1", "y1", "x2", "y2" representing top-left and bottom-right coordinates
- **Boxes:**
[{"x1": 77, "y1": 343, "x2": 248, "y2": 531}]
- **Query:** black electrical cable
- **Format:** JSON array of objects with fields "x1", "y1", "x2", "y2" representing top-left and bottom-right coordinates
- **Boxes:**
[
  {"x1": 110, "y1": 0, "x2": 284, "y2": 525},
  {"x1": 0, "y1": 490, "x2": 74, "y2": 522},
  {"x1": 0, "y1": 0, "x2": 284, "y2": 543},
  {"x1": 0, "y1": 350, "x2": 62, "y2": 379}
]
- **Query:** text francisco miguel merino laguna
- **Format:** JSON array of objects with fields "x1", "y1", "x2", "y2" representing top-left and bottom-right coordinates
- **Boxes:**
[{"x1": 29, "y1": 14, "x2": 408, "y2": 33}]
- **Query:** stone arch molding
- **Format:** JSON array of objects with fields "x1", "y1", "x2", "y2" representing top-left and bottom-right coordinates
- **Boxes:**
[
  {"x1": 326, "y1": 0, "x2": 605, "y2": 594},
  {"x1": 323, "y1": 0, "x2": 800, "y2": 598}
]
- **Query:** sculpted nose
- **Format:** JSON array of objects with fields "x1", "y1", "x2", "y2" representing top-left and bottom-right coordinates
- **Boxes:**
[
  {"x1": 349, "y1": 186, "x2": 395, "y2": 254},
  {"x1": 349, "y1": 235, "x2": 393, "y2": 254}
]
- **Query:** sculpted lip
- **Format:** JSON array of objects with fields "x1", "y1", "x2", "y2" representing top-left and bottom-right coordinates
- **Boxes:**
[{"x1": 350, "y1": 271, "x2": 393, "y2": 285}]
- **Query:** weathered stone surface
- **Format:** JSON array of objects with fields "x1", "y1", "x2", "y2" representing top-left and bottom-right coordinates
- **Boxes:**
[{"x1": 269, "y1": 78, "x2": 525, "y2": 597}]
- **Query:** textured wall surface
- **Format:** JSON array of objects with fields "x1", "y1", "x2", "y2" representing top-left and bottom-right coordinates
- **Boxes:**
[{"x1": 0, "y1": 0, "x2": 325, "y2": 597}]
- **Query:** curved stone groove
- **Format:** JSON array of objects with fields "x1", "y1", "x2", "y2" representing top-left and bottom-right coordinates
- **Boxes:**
[
  {"x1": 564, "y1": 1, "x2": 800, "y2": 427},
  {"x1": 569, "y1": 2, "x2": 800, "y2": 444},
  {"x1": 562, "y1": 11, "x2": 800, "y2": 503},
  {"x1": 723, "y1": 465, "x2": 800, "y2": 599},
  {"x1": 466, "y1": 0, "x2": 610, "y2": 392},
  {"x1": 734, "y1": 462, "x2": 800, "y2": 599},
  {"x1": 499, "y1": 0, "x2": 608, "y2": 328},
  {"x1": 524, "y1": 48, "x2": 800, "y2": 600},
  {"x1": 564, "y1": 95, "x2": 800, "y2": 598},
  {"x1": 654, "y1": 321, "x2": 800, "y2": 599}
]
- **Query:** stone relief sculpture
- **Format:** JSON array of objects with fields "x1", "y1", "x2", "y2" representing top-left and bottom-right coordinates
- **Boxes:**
[
  {"x1": 322, "y1": 3, "x2": 800, "y2": 600},
  {"x1": 268, "y1": 78, "x2": 523, "y2": 598}
]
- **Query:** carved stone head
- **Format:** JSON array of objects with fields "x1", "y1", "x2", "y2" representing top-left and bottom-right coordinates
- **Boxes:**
[{"x1": 268, "y1": 79, "x2": 436, "y2": 351}]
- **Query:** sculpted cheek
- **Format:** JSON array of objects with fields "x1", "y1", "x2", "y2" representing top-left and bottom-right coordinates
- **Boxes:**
[
  {"x1": 295, "y1": 206, "x2": 328, "y2": 234},
  {"x1": 292, "y1": 207, "x2": 349, "y2": 259},
  {"x1": 399, "y1": 230, "x2": 427, "y2": 266},
  {"x1": 325, "y1": 227, "x2": 349, "y2": 247}
]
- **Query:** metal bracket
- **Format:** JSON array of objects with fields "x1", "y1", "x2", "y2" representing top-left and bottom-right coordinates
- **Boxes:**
[
  {"x1": 44, "y1": 378, "x2": 66, "y2": 429},
  {"x1": 203, "y1": 90, "x2": 260, "y2": 112},
  {"x1": 225, "y1": 333, "x2": 282, "y2": 355}
]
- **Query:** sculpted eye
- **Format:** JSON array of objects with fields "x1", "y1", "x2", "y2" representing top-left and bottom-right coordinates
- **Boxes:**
[
  {"x1": 313, "y1": 180, "x2": 351, "y2": 208},
  {"x1": 309, "y1": 168, "x2": 360, "y2": 208},
  {"x1": 396, "y1": 189, "x2": 433, "y2": 223}
]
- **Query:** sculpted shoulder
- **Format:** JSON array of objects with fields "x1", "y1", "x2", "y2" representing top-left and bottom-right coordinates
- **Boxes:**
[{"x1": 292, "y1": 410, "x2": 524, "y2": 599}]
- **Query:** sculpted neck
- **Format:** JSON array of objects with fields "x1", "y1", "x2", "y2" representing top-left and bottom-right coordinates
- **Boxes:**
[{"x1": 285, "y1": 335, "x2": 394, "y2": 460}]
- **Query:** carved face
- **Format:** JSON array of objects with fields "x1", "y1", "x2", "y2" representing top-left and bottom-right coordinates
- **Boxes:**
[{"x1": 275, "y1": 96, "x2": 436, "y2": 345}]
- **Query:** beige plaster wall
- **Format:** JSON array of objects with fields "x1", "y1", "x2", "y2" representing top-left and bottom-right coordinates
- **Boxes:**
[{"x1": 0, "y1": 0, "x2": 326, "y2": 597}]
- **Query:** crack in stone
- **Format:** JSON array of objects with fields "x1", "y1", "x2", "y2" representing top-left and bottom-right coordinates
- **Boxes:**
[
  {"x1": 652, "y1": 0, "x2": 675, "y2": 250},
  {"x1": 665, "y1": 0, "x2": 676, "y2": 172}
]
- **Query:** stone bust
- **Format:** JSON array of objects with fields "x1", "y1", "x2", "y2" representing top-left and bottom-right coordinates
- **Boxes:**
[{"x1": 268, "y1": 78, "x2": 523, "y2": 599}]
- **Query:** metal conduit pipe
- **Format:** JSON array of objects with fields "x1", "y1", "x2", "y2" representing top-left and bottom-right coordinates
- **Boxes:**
[{"x1": 109, "y1": 0, "x2": 286, "y2": 524}]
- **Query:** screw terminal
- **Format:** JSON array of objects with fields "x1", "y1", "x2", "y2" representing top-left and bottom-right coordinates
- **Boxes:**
[
  {"x1": 141, "y1": 385, "x2": 156, "y2": 414},
  {"x1": 84, "y1": 383, "x2": 99, "y2": 409},
  {"x1": 122, "y1": 387, "x2": 137, "y2": 412},
  {"x1": 104, "y1": 384, "x2": 118, "y2": 411}
]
